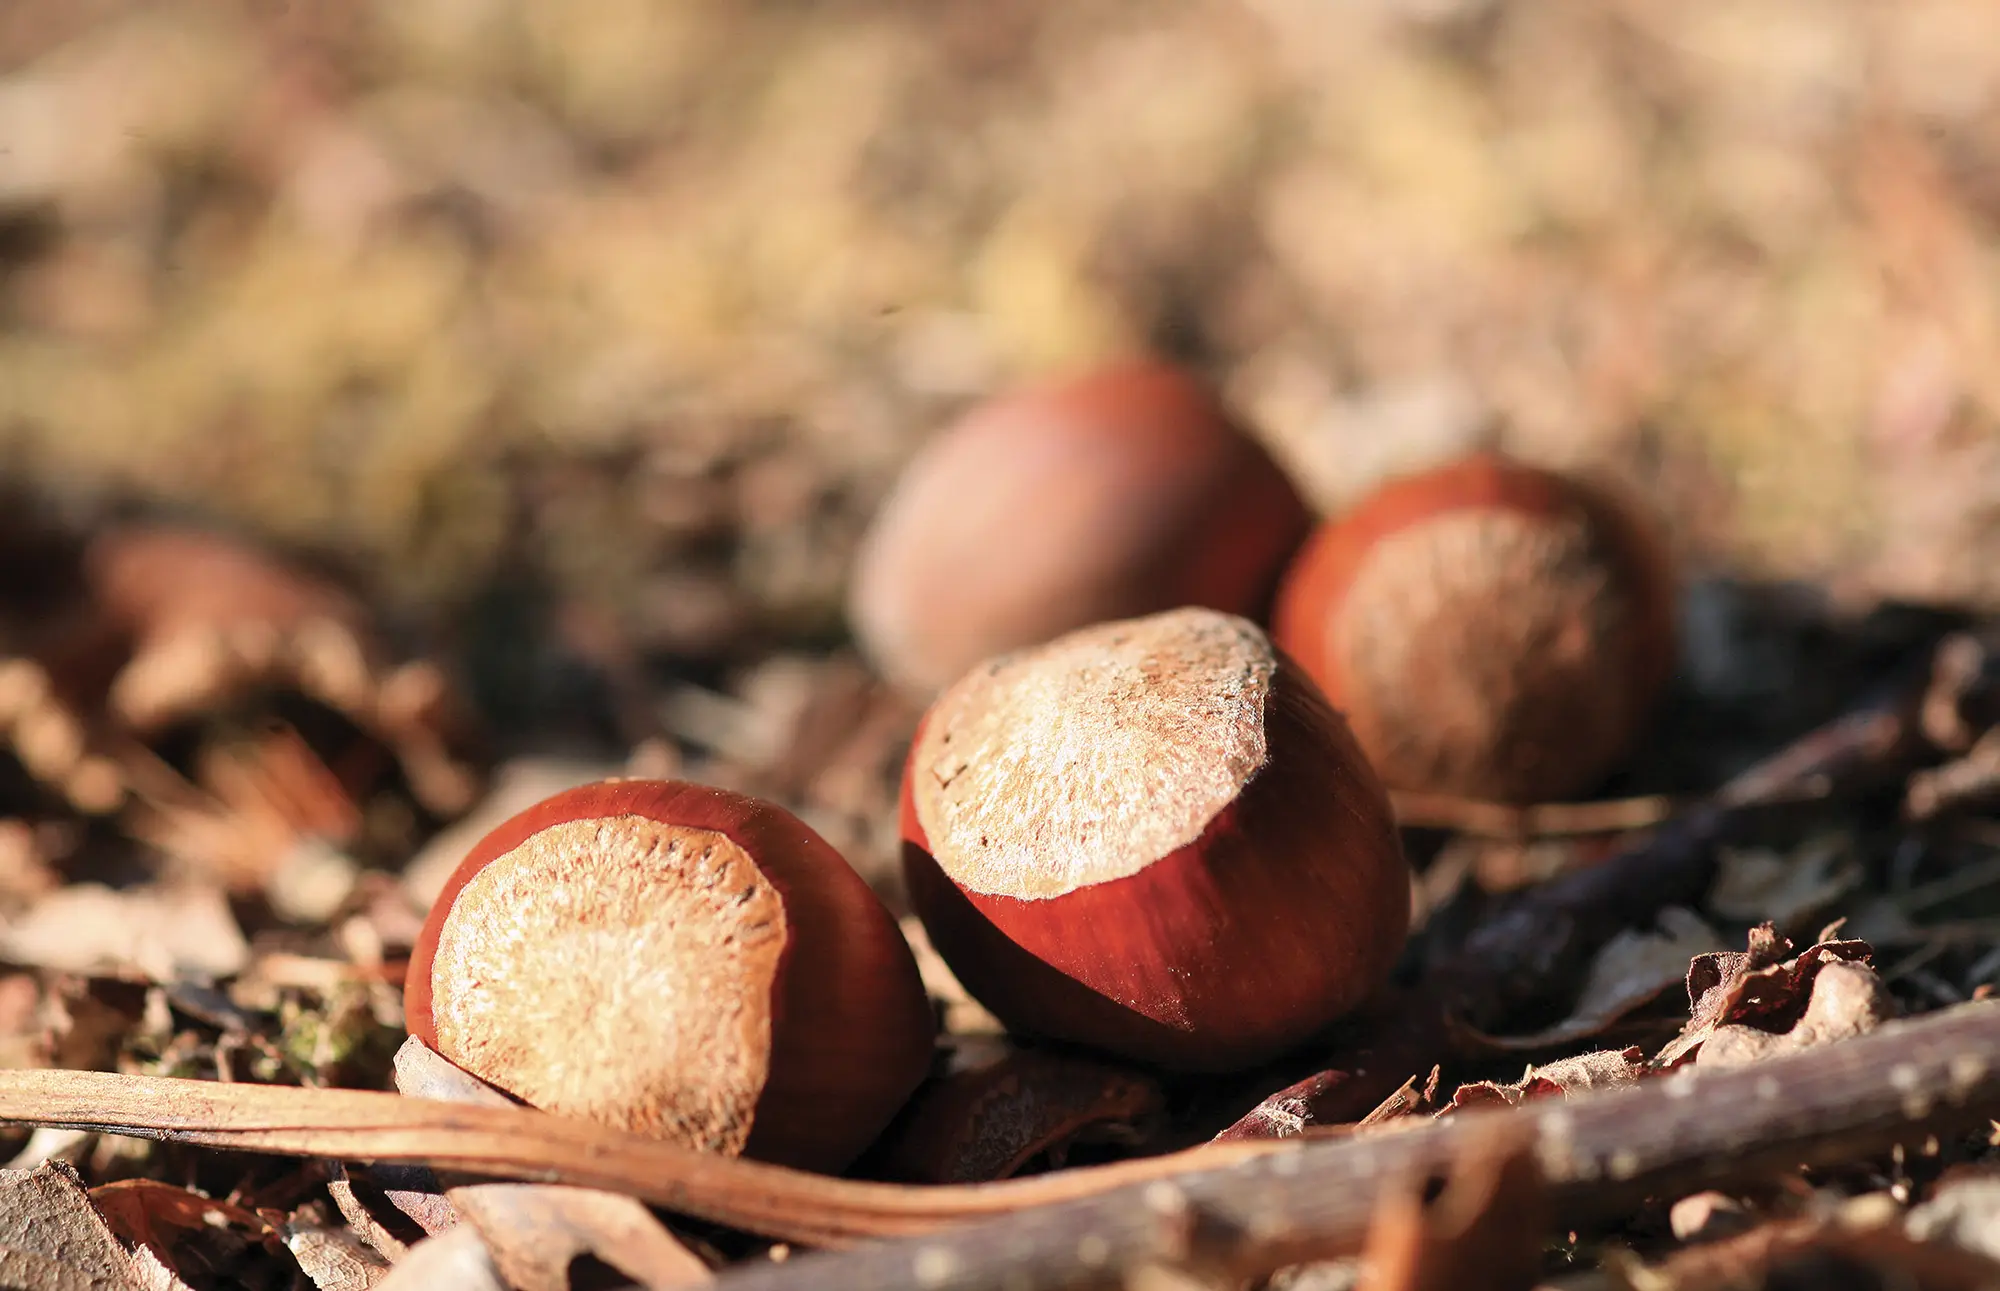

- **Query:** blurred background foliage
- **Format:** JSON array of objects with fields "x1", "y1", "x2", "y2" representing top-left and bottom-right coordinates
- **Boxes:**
[{"x1": 2, "y1": 0, "x2": 1998, "y2": 651}]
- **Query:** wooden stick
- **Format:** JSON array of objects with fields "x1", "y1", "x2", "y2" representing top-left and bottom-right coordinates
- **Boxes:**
[{"x1": 717, "y1": 1001, "x2": 2000, "y2": 1290}]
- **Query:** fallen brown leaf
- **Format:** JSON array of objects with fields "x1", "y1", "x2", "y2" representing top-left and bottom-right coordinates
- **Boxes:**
[
  {"x1": 279, "y1": 1207, "x2": 392, "y2": 1291},
  {"x1": 1698, "y1": 960, "x2": 1897, "y2": 1069},
  {"x1": 0, "y1": 1161, "x2": 194, "y2": 1291},
  {"x1": 1446, "y1": 1047, "x2": 1649, "y2": 1112},
  {"x1": 1657, "y1": 927, "x2": 1877, "y2": 1066}
]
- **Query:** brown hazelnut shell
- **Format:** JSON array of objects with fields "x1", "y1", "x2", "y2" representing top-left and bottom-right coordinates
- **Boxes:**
[
  {"x1": 900, "y1": 615, "x2": 1409, "y2": 1072},
  {"x1": 409, "y1": 779, "x2": 935, "y2": 1173},
  {"x1": 1272, "y1": 454, "x2": 1675, "y2": 803},
  {"x1": 849, "y1": 359, "x2": 1313, "y2": 695}
]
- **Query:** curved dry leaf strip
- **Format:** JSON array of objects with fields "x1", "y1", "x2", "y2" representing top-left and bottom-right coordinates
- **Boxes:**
[
  {"x1": 0, "y1": 1066, "x2": 1286, "y2": 1246},
  {"x1": 1446, "y1": 1047, "x2": 1648, "y2": 1113},
  {"x1": 1214, "y1": 1070, "x2": 1356, "y2": 1143},
  {"x1": 6, "y1": 1000, "x2": 2000, "y2": 1268}
]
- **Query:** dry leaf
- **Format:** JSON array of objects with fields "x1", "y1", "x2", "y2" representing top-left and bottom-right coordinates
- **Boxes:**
[
  {"x1": 390, "y1": 1035, "x2": 515, "y2": 1109},
  {"x1": 91, "y1": 1178, "x2": 279, "y2": 1285},
  {"x1": 280, "y1": 1208, "x2": 393, "y2": 1291},
  {"x1": 1357, "y1": 1070, "x2": 1443, "y2": 1130},
  {"x1": 1669, "y1": 1191, "x2": 1757, "y2": 1243},
  {"x1": 338, "y1": 1165, "x2": 462, "y2": 1246},
  {"x1": 84, "y1": 526, "x2": 480, "y2": 816},
  {"x1": 1698, "y1": 961, "x2": 1896, "y2": 1069},
  {"x1": 1446, "y1": 1047, "x2": 1648, "y2": 1112},
  {"x1": 1215, "y1": 1069, "x2": 1355, "y2": 1143},
  {"x1": 0, "y1": 1161, "x2": 194, "y2": 1291},
  {"x1": 1216, "y1": 1067, "x2": 1439, "y2": 1143},
  {"x1": 1656, "y1": 927, "x2": 1876, "y2": 1067},
  {"x1": 328, "y1": 1165, "x2": 434, "y2": 1261}
]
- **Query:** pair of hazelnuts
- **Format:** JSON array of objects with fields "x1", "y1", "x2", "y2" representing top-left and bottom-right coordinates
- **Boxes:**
[{"x1": 408, "y1": 360, "x2": 1676, "y2": 1176}]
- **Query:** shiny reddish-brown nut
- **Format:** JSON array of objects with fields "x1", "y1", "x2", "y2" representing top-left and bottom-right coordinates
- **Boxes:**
[
  {"x1": 849, "y1": 359, "x2": 1313, "y2": 696},
  {"x1": 900, "y1": 608, "x2": 1409, "y2": 1072},
  {"x1": 408, "y1": 779, "x2": 936, "y2": 1173},
  {"x1": 1272, "y1": 454, "x2": 1675, "y2": 804}
]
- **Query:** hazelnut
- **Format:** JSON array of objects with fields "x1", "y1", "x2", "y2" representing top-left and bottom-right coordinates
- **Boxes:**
[
  {"x1": 900, "y1": 608, "x2": 1408, "y2": 1071},
  {"x1": 407, "y1": 779, "x2": 935, "y2": 1173},
  {"x1": 1272, "y1": 454, "x2": 1674, "y2": 803},
  {"x1": 849, "y1": 359, "x2": 1312, "y2": 695}
]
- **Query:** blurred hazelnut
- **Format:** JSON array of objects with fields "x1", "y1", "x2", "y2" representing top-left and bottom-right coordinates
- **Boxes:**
[
  {"x1": 850, "y1": 360, "x2": 1312, "y2": 695},
  {"x1": 1272, "y1": 454, "x2": 1675, "y2": 802}
]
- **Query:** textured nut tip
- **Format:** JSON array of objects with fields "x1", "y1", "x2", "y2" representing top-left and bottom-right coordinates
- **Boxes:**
[
  {"x1": 849, "y1": 359, "x2": 1312, "y2": 695},
  {"x1": 1272, "y1": 454, "x2": 1674, "y2": 802},
  {"x1": 903, "y1": 609, "x2": 1408, "y2": 1070},
  {"x1": 409, "y1": 779, "x2": 935, "y2": 1173}
]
